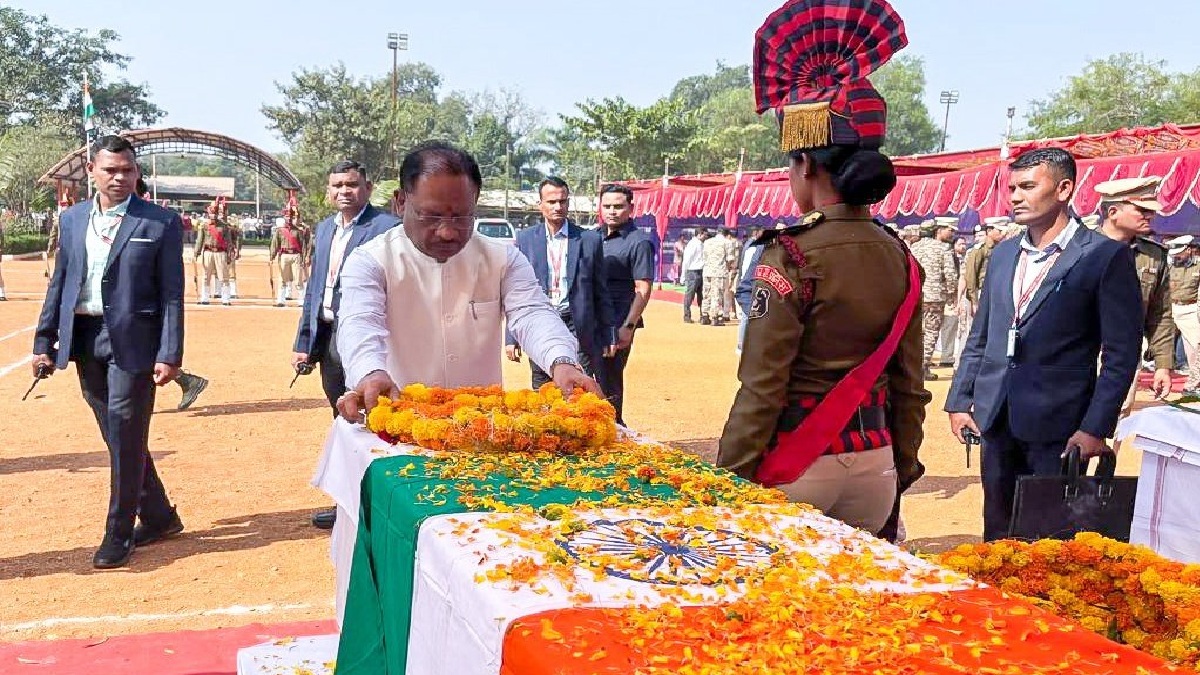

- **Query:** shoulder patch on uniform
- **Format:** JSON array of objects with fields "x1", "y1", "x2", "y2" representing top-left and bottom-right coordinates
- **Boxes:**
[
  {"x1": 749, "y1": 286, "x2": 769, "y2": 319},
  {"x1": 754, "y1": 264, "x2": 794, "y2": 296}
]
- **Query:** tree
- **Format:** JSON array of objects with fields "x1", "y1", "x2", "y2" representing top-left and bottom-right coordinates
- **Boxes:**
[
  {"x1": 0, "y1": 126, "x2": 74, "y2": 214},
  {"x1": 559, "y1": 97, "x2": 697, "y2": 179},
  {"x1": 1024, "y1": 53, "x2": 1174, "y2": 139},
  {"x1": 870, "y1": 55, "x2": 940, "y2": 156},
  {"x1": 681, "y1": 87, "x2": 778, "y2": 174},
  {"x1": 0, "y1": 7, "x2": 164, "y2": 137},
  {"x1": 670, "y1": 62, "x2": 751, "y2": 111}
]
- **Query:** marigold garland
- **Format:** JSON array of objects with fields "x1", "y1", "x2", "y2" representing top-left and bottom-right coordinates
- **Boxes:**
[
  {"x1": 367, "y1": 383, "x2": 618, "y2": 455},
  {"x1": 936, "y1": 533, "x2": 1200, "y2": 670}
]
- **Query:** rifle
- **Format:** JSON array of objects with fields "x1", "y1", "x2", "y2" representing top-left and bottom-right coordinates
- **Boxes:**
[
  {"x1": 191, "y1": 253, "x2": 199, "y2": 294},
  {"x1": 268, "y1": 257, "x2": 277, "y2": 299}
]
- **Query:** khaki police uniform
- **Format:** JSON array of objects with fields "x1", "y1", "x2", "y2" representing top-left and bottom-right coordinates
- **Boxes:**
[
  {"x1": 717, "y1": 205, "x2": 931, "y2": 534},
  {"x1": 1168, "y1": 236, "x2": 1200, "y2": 391},
  {"x1": 1094, "y1": 176, "x2": 1175, "y2": 412}
]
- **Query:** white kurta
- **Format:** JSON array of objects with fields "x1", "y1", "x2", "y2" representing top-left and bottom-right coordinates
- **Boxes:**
[{"x1": 337, "y1": 228, "x2": 578, "y2": 390}]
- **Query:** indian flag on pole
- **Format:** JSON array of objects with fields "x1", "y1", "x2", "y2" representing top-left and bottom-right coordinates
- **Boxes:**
[{"x1": 83, "y1": 73, "x2": 96, "y2": 134}]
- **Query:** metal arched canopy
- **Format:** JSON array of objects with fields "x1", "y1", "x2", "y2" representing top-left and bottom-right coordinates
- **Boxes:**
[{"x1": 39, "y1": 127, "x2": 304, "y2": 193}]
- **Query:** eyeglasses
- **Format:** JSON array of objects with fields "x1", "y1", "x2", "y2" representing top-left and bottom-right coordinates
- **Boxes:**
[{"x1": 410, "y1": 211, "x2": 475, "y2": 231}]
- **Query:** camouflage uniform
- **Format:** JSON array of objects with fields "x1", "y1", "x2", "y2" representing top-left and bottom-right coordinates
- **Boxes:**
[
  {"x1": 701, "y1": 233, "x2": 735, "y2": 324},
  {"x1": 910, "y1": 232, "x2": 958, "y2": 375}
]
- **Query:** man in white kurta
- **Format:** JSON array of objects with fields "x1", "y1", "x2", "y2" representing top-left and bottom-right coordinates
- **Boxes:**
[
  {"x1": 321, "y1": 143, "x2": 601, "y2": 621},
  {"x1": 337, "y1": 226, "x2": 586, "y2": 394}
]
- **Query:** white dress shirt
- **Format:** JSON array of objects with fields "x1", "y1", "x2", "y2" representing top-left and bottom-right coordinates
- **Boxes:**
[
  {"x1": 1013, "y1": 218, "x2": 1079, "y2": 315},
  {"x1": 545, "y1": 222, "x2": 571, "y2": 309},
  {"x1": 75, "y1": 195, "x2": 132, "y2": 316},
  {"x1": 321, "y1": 206, "x2": 366, "y2": 322},
  {"x1": 337, "y1": 228, "x2": 578, "y2": 390},
  {"x1": 682, "y1": 237, "x2": 705, "y2": 271}
]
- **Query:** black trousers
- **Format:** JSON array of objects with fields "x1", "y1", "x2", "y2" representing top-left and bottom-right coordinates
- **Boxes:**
[
  {"x1": 683, "y1": 270, "x2": 704, "y2": 319},
  {"x1": 529, "y1": 309, "x2": 597, "y2": 389},
  {"x1": 981, "y1": 412, "x2": 1066, "y2": 541},
  {"x1": 596, "y1": 340, "x2": 633, "y2": 426},
  {"x1": 72, "y1": 316, "x2": 173, "y2": 537},
  {"x1": 313, "y1": 319, "x2": 345, "y2": 418}
]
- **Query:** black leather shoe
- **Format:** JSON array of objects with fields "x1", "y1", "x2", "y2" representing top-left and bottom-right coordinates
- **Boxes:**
[
  {"x1": 134, "y1": 509, "x2": 184, "y2": 546},
  {"x1": 93, "y1": 534, "x2": 134, "y2": 569},
  {"x1": 177, "y1": 373, "x2": 209, "y2": 411},
  {"x1": 311, "y1": 507, "x2": 336, "y2": 530},
  {"x1": 924, "y1": 366, "x2": 939, "y2": 381}
]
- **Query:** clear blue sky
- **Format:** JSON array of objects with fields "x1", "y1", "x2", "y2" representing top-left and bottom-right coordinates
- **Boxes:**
[{"x1": 13, "y1": 0, "x2": 1200, "y2": 158}]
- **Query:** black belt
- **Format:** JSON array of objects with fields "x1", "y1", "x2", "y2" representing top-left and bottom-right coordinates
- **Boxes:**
[{"x1": 777, "y1": 403, "x2": 888, "y2": 435}]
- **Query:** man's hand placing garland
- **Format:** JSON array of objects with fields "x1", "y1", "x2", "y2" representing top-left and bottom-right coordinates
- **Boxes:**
[{"x1": 339, "y1": 369, "x2": 401, "y2": 423}]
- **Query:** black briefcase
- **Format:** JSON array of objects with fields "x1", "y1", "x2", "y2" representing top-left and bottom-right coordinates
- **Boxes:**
[{"x1": 1008, "y1": 447, "x2": 1138, "y2": 542}]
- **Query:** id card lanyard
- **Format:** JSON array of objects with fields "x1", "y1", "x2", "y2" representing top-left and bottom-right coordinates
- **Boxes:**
[{"x1": 1009, "y1": 245, "x2": 1061, "y2": 358}]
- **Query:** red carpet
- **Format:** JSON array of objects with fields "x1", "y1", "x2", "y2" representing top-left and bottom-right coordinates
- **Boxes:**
[
  {"x1": 0, "y1": 620, "x2": 335, "y2": 675},
  {"x1": 651, "y1": 287, "x2": 683, "y2": 303}
]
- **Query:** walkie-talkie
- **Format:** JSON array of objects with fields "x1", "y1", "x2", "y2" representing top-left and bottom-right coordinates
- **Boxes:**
[
  {"x1": 962, "y1": 429, "x2": 982, "y2": 468},
  {"x1": 22, "y1": 363, "x2": 53, "y2": 401},
  {"x1": 289, "y1": 361, "x2": 315, "y2": 388}
]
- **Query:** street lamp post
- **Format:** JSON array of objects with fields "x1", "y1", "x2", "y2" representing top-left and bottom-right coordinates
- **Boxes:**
[
  {"x1": 386, "y1": 32, "x2": 409, "y2": 177},
  {"x1": 939, "y1": 90, "x2": 960, "y2": 153}
]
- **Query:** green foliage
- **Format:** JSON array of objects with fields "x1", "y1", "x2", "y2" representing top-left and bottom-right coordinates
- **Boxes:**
[
  {"x1": 680, "y1": 88, "x2": 777, "y2": 174},
  {"x1": 0, "y1": 126, "x2": 74, "y2": 214},
  {"x1": 669, "y1": 62, "x2": 751, "y2": 111},
  {"x1": 3, "y1": 232, "x2": 50, "y2": 255},
  {"x1": 145, "y1": 154, "x2": 287, "y2": 208},
  {"x1": 0, "y1": 7, "x2": 164, "y2": 137},
  {"x1": 1023, "y1": 53, "x2": 1200, "y2": 139},
  {"x1": 871, "y1": 55, "x2": 941, "y2": 156},
  {"x1": 559, "y1": 96, "x2": 697, "y2": 180}
]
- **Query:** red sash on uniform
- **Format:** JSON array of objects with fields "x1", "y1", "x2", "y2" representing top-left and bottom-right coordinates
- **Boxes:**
[
  {"x1": 207, "y1": 222, "x2": 228, "y2": 251},
  {"x1": 280, "y1": 227, "x2": 301, "y2": 253},
  {"x1": 755, "y1": 251, "x2": 922, "y2": 487}
]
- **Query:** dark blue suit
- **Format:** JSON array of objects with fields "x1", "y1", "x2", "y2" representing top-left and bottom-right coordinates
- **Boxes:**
[
  {"x1": 33, "y1": 195, "x2": 186, "y2": 536},
  {"x1": 506, "y1": 221, "x2": 616, "y2": 387},
  {"x1": 293, "y1": 205, "x2": 400, "y2": 412},
  {"x1": 945, "y1": 222, "x2": 1143, "y2": 539}
]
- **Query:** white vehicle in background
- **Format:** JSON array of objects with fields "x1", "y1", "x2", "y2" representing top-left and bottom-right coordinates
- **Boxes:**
[{"x1": 475, "y1": 218, "x2": 516, "y2": 246}]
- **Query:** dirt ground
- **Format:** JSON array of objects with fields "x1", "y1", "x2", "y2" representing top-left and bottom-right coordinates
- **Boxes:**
[{"x1": 0, "y1": 251, "x2": 1149, "y2": 642}]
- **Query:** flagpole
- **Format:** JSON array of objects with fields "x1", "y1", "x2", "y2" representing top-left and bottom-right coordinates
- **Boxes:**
[{"x1": 83, "y1": 71, "x2": 93, "y2": 200}]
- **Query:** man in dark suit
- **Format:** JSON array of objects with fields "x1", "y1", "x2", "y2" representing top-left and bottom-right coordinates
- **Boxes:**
[
  {"x1": 33, "y1": 135, "x2": 186, "y2": 569},
  {"x1": 505, "y1": 177, "x2": 616, "y2": 387},
  {"x1": 291, "y1": 160, "x2": 400, "y2": 529},
  {"x1": 946, "y1": 148, "x2": 1144, "y2": 541}
]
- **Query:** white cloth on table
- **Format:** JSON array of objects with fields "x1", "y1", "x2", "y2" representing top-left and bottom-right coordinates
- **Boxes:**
[
  {"x1": 1116, "y1": 405, "x2": 1200, "y2": 563},
  {"x1": 336, "y1": 228, "x2": 578, "y2": 391}
]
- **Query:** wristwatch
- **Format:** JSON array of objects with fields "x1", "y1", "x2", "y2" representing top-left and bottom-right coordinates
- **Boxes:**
[{"x1": 550, "y1": 356, "x2": 584, "y2": 373}]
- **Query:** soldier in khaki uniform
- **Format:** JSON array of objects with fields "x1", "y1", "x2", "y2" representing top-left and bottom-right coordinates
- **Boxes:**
[
  {"x1": 717, "y1": 0, "x2": 928, "y2": 537},
  {"x1": 223, "y1": 202, "x2": 242, "y2": 299},
  {"x1": 909, "y1": 218, "x2": 958, "y2": 379},
  {"x1": 1167, "y1": 235, "x2": 1200, "y2": 395},
  {"x1": 270, "y1": 202, "x2": 308, "y2": 307},
  {"x1": 1095, "y1": 177, "x2": 1175, "y2": 411},
  {"x1": 193, "y1": 197, "x2": 234, "y2": 305}
]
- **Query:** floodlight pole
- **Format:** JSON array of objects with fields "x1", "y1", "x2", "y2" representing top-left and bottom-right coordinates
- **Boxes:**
[{"x1": 939, "y1": 90, "x2": 960, "y2": 153}]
